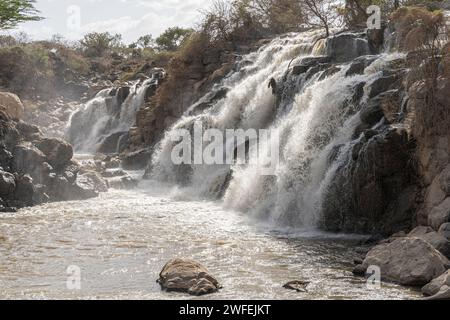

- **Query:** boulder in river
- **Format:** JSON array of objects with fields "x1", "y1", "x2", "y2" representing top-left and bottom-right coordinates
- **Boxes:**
[
  {"x1": 283, "y1": 280, "x2": 310, "y2": 293},
  {"x1": 361, "y1": 237, "x2": 450, "y2": 286},
  {"x1": 157, "y1": 259, "x2": 221, "y2": 296},
  {"x1": 68, "y1": 172, "x2": 106, "y2": 200}
]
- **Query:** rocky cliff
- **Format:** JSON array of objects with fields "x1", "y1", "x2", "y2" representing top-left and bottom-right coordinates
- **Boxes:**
[{"x1": 0, "y1": 92, "x2": 106, "y2": 212}]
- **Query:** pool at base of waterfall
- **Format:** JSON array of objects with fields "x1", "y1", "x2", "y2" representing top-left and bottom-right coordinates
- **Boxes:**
[{"x1": 0, "y1": 184, "x2": 420, "y2": 300}]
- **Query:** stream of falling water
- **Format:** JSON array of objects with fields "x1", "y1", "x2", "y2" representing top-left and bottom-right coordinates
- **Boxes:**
[{"x1": 0, "y1": 183, "x2": 420, "y2": 300}]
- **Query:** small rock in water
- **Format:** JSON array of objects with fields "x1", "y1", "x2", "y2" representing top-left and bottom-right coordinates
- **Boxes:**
[
  {"x1": 423, "y1": 285, "x2": 450, "y2": 301},
  {"x1": 157, "y1": 259, "x2": 221, "y2": 296},
  {"x1": 352, "y1": 264, "x2": 367, "y2": 277},
  {"x1": 283, "y1": 280, "x2": 310, "y2": 293}
]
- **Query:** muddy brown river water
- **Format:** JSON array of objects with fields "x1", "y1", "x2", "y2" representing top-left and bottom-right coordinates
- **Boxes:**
[{"x1": 0, "y1": 184, "x2": 420, "y2": 300}]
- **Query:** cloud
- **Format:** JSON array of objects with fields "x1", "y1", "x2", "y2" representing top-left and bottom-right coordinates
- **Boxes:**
[{"x1": 6, "y1": 0, "x2": 211, "y2": 43}]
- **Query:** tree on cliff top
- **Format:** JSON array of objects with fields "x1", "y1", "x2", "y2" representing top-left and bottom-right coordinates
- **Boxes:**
[
  {"x1": 80, "y1": 32, "x2": 123, "y2": 57},
  {"x1": 156, "y1": 27, "x2": 194, "y2": 52},
  {"x1": 0, "y1": 0, "x2": 42, "y2": 29}
]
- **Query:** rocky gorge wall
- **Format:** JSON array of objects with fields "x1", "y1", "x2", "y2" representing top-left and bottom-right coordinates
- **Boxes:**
[{"x1": 0, "y1": 92, "x2": 107, "y2": 212}]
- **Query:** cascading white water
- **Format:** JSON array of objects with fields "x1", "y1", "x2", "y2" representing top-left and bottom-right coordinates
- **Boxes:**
[
  {"x1": 150, "y1": 30, "x2": 403, "y2": 229},
  {"x1": 151, "y1": 32, "x2": 323, "y2": 191},
  {"x1": 67, "y1": 73, "x2": 162, "y2": 153}
]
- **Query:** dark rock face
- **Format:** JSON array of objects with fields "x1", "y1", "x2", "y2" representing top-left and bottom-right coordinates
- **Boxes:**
[
  {"x1": 345, "y1": 56, "x2": 377, "y2": 77},
  {"x1": 327, "y1": 33, "x2": 372, "y2": 63},
  {"x1": 121, "y1": 149, "x2": 151, "y2": 170},
  {"x1": 322, "y1": 127, "x2": 418, "y2": 235},
  {"x1": 97, "y1": 131, "x2": 128, "y2": 154}
]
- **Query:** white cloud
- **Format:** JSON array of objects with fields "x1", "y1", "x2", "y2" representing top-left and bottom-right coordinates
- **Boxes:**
[{"x1": 7, "y1": 0, "x2": 211, "y2": 43}]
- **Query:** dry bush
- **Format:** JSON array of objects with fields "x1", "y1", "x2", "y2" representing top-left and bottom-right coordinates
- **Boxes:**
[{"x1": 392, "y1": 6, "x2": 449, "y2": 133}]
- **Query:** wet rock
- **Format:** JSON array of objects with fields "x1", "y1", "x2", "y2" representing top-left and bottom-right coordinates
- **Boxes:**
[
  {"x1": 0, "y1": 170, "x2": 15, "y2": 196},
  {"x1": 362, "y1": 237, "x2": 450, "y2": 286},
  {"x1": 121, "y1": 149, "x2": 151, "y2": 170},
  {"x1": 12, "y1": 144, "x2": 46, "y2": 173},
  {"x1": 157, "y1": 259, "x2": 221, "y2": 296},
  {"x1": 292, "y1": 56, "x2": 332, "y2": 76},
  {"x1": 368, "y1": 74, "x2": 401, "y2": 99},
  {"x1": 353, "y1": 264, "x2": 367, "y2": 277},
  {"x1": 104, "y1": 158, "x2": 121, "y2": 169},
  {"x1": 0, "y1": 146, "x2": 13, "y2": 170},
  {"x1": 322, "y1": 127, "x2": 417, "y2": 235},
  {"x1": 32, "y1": 184, "x2": 50, "y2": 205},
  {"x1": 13, "y1": 174, "x2": 35, "y2": 207},
  {"x1": 327, "y1": 33, "x2": 371, "y2": 63},
  {"x1": 36, "y1": 138, "x2": 73, "y2": 168},
  {"x1": 360, "y1": 100, "x2": 384, "y2": 126},
  {"x1": 429, "y1": 198, "x2": 450, "y2": 230},
  {"x1": 108, "y1": 175, "x2": 139, "y2": 190},
  {"x1": 318, "y1": 65, "x2": 341, "y2": 81},
  {"x1": 283, "y1": 280, "x2": 310, "y2": 293},
  {"x1": 422, "y1": 270, "x2": 450, "y2": 297},
  {"x1": 0, "y1": 92, "x2": 24, "y2": 120},
  {"x1": 63, "y1": 163, "x2": 79, "y2": 184},
  {"x1": 97, "y1": 132, "x2": 127, "y2": 154},
  {"x1": 68, "y1": 172, "x2": 107, "y2": 200},
  {"x1": 367, "y1": 28, "x2": 385, "y2": 53},
  {"x1": 116, "y1": 86, "x2": 130, "y2": 106},
  {"x1": 81, "y1": 171, "x2": 108, "y2": 192},
  {"x1": 292, "y1": 65, "x2": 310, "y2": 75},
  {"x1": 102, "y1": 169, "x2": 127, "y2": 178}
]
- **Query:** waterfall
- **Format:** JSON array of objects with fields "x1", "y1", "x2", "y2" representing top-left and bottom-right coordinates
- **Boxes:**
[
  {"x1": 67, "y1": 70, "x2": 164, "y2": 153},
  {"x1": 149, "y1": 30, "x2": 405, "y2": 230}
]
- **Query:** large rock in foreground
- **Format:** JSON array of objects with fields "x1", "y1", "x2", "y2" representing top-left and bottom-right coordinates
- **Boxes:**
[
  {"x1": 362, "y1": 238, "x2": 450, "y2": 286},
  {"x1": 157, "y1": 259, "x2": 221, "y2": 296}
]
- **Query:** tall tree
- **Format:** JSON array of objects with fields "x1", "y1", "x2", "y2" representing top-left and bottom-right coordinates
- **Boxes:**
[{"x1": 0, "y1": 0, "x2": 42, "y2": 29}]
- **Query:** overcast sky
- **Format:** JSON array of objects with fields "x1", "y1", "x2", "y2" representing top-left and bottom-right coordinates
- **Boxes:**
[{"x1": 10, "y1": 0, "x2": 210, "y2": 43}]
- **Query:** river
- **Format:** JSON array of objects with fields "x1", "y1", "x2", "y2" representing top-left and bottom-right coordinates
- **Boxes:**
[{"x1": 0, "y1": 182, "x2": 420, "y2": 300}]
